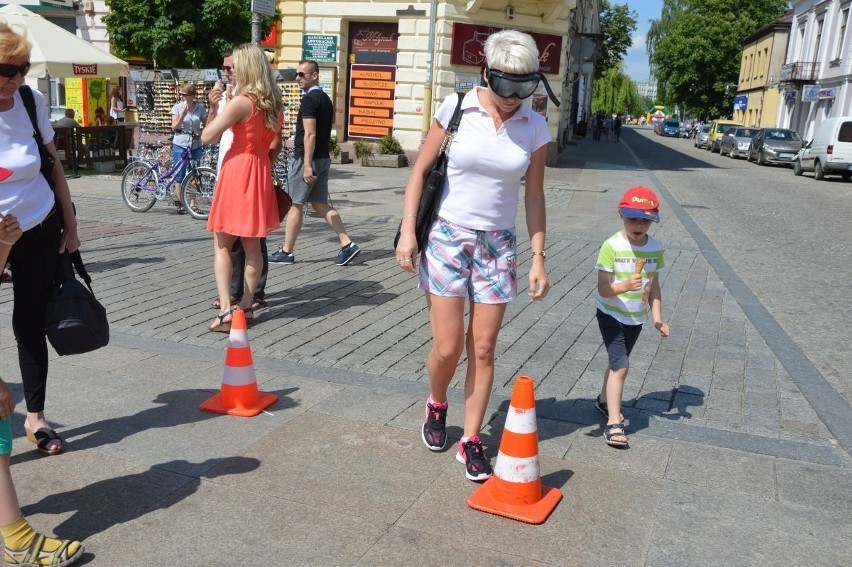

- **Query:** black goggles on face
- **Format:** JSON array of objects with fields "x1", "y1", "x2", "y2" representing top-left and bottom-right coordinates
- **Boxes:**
[
  {"x1": 486, "y1": 68, "x2": 560, "y2": 107},
  {"x1": 0, "y1": 62, "x2": 31, "y2": 78}
]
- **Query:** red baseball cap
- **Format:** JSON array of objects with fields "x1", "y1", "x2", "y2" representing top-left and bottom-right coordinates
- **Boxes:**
[{"x1": 618, "y1": 186, "x2": 660, "y2": 223}]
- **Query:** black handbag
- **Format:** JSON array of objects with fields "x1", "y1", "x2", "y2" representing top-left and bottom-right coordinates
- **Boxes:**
[
  {"x1": 46, "y1": 251, "x2": 109, "y2": 356},
  {"x1": 394, "y1": 93, "x2": 465, "y2": 252}
]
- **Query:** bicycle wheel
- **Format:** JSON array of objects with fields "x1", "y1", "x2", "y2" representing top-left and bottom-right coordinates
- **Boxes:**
[
  {"x1": 120, "y1": 161, "x2": 158, "y2": 212},
  {"x1": 181, "y1": 167, "x2": 217, "y2": 220}
]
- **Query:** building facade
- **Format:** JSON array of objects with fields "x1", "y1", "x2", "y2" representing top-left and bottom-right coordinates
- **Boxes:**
[
  {"x1": 273, "y1": 0, "x2": 597, "y2": 159},
  {"x1": 733, "y1": 11, "x2": 791, "y2": 128},
  {"x1": 778, "y1": 0, "x2": 852, "y2": 140}
]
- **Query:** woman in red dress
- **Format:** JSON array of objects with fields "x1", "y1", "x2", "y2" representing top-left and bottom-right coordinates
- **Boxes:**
[{"x1": 202, "y1": 43, "x2": 283, "y2": 332}]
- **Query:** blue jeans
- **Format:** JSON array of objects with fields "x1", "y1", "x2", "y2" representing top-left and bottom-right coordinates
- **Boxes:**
[{"x1": 172, "y1": 145, "x2": 203, "y2": 182}]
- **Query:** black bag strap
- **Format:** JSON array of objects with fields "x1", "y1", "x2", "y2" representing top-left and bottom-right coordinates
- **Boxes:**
[
  {"x1": 436, "y1": 93, "x2": 465, "y2": 158},
  {"x1": 446, "y1": 92, "x2": 465, "y2": 134},
  {"x1": 18, "y1": 85, "x2": 45, "y2": 146}
]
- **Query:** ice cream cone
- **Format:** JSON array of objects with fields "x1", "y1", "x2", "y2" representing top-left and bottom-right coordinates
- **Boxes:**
[{"x1": 634, "y1": 258, "x2": 646, "y2": 274}]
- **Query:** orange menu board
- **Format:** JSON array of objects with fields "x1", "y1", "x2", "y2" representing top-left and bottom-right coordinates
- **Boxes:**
[{"x1": 347, "y1": 64, "x2": 395, "y2": 139}]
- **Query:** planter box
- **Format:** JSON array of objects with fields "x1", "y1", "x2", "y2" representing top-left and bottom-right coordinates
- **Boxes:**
[
  {"x1": 363, "y1": 154, "x2": 407, "y2": 168},
  {"x1": 331, "y1": 150, "x2": 352, "y2": 165}
]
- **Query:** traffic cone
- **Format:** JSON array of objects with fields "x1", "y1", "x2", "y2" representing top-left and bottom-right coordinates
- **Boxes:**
[
  {"x1": 467, "y1": 376, "x2": 562, "y2": 524},
  {"x1": 200, "y1": 307, "x2": 277, "y2": 417}
]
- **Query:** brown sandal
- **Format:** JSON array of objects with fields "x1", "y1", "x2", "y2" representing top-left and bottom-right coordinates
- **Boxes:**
[{"x1": 208, "y1": 310, "x2": 233, "y2": 332}]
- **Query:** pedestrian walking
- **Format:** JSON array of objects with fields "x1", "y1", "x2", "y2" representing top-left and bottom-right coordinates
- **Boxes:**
[
  {"x1": 206, "y1": 49, "x2": 270, "y2": 312},
  {"x1": 396, "y1": 29, "x2": 551, "y2": 481},
  {"x1": 0, "y1": 22, "x2": 81, "y2": 458},
  {"x1": 594, "y1": 186, "x2": 670, "y2": 448},
  {"x1": 109, "y1": 85, "x2": 125, "y2": 123},
  {"x1": 202, "y1": 43, "x2": 283, "y2": 332},
  {"x1": 613, "y1": 113, "x2": 622, "y2": 143},
  {"x1": 269, "y1": 59, "x2": 360, "y2": 266}
]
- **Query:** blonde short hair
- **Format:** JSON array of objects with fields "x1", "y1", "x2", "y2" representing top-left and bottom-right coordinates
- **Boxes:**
[
  {"x1": 0, "y1": 22, "x2": 32, "y2": 64},
  {"x1": 484, "y1": 29, "x2": 539, "y2": 74}
]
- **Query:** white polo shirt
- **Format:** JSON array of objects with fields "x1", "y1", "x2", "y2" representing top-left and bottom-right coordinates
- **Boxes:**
[{"x1": 433, "y1": 88, "x2": 551, "y2": 231}]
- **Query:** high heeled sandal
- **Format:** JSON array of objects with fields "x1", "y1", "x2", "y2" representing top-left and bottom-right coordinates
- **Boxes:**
[{"x1": 208, "y1": 310, "x2": 233, "y2": 333}]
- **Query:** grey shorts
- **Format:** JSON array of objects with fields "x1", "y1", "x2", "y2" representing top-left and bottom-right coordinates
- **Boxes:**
[{"x1": 287, "y1": 157, "x2": 331, "y2": 205}]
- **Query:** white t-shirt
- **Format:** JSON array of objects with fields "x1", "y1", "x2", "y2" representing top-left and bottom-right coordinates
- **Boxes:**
[
  {"x1": 433, "y1": 88, "x2": 551, "y2": 231},
  {"x1": 110, "y1": 97, "x2": 124, "y2": 120},
  {"x1": 0, "y1": 89, "x2": 58, "y2": 231},
  {"x1": 216, "y1": 95, "x2": 233, "y2": 172},
  {"x1": 595, "y1": 231, "x2": 666, "y2": 325}
]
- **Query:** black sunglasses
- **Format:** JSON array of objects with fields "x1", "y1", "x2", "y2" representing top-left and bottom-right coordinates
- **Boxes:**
[
  {"x1": 486, "y1": 67, "x2": 561, "y2": 107},
  {"x1": 221, "y1": 66, "x2": 233, "y2": 72},
  {"x1": 297, "y1": 71, "x2": 316, "y2": 78},
  {"x1": 0, "y1": 62, "x2": 31, "y2": 78}
]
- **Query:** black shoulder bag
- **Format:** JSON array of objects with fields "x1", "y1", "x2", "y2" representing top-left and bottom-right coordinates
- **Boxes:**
[
  {"x1": 18, "y1": 86, "x2": 109, "y2": 355},
  {"x1": 394, "y1": 93, "x2": 465, "y2": 252}
]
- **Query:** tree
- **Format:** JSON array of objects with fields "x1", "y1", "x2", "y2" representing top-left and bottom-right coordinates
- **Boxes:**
[
  {"x1": 596, "y1": 0, "x2": 638, "y2": 78},
  {"x1": 104, "y1": 0, "x2": 279, "y2": 69},
  {"x1": 592, "y1": 66, "x2": 644, "y2": 117},
  {"x1": 646, "y1": 0, "x2": 787, "y2": 118}
]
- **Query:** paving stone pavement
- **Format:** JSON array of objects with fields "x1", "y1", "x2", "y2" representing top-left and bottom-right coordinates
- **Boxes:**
[{"x1": 0, "y1": 127, "x2": 849, "y2": 565}]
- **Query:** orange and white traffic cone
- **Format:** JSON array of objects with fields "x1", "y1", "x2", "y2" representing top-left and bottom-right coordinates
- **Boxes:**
[
  {"x1": 467, "y1": 376, "x2": 562, "y2": 524},
  {"x1": 200, "y1": 307, "x2": 277, "y2": 417}
]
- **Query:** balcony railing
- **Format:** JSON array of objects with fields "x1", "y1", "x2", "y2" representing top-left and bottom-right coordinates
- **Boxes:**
[{"x1": 780, "y1": 61, "x2": 818, "y2": 82}]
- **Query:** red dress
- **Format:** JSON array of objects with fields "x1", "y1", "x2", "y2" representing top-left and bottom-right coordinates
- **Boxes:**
[{"x1": 206, "y1": 102, "x2": 281, "y2": 237}]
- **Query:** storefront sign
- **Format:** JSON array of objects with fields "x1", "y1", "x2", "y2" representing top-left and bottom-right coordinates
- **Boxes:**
[
  {"x1": 251, "y1": 0, "x2": 276, "y2": 17},
  {"x1": 347, "y1": 64, "x2": 395, "y2": 139},
  {"x1": 450, "y1": 23, "x2": 562, "y2": 74},
  {"x1": 819, "y1": 87, "x2": 836, "y2": 99},
  {"x1": 350, "y1": 23, "x2": 399, "y2": 53},
  {"x1": 784, "y1": 90, "x2": 798, "y2": 102},
  {"x1": 454, "y1": 73, "x2": 480, "y2": 92},
  {"x1": 733, "y1": 95, "x2": 748, "y2": 111},
  {"x1": 303, "y1": 35, "x2": 339, "y2": 62},
  {"x1": 802, "y1": 84, "x2": 820, "y2": 102},
  {"x1": 262, "y1": 23, "x2": 277, "y2": 48}
]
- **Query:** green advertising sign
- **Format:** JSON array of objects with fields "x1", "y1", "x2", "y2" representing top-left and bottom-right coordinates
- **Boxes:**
[{"x1": 303, "y1": 35, "x2": 338, "y2": 63}]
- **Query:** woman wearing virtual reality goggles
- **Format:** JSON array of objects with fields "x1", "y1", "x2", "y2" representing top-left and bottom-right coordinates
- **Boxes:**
[{"x1": 396, "y1": 29, "x2": 555, "y2": 482}]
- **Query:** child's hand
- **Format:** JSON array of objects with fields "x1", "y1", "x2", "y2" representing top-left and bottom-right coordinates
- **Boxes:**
[
  {"x1": 626, "y1": 273, "x2": 643, "y2": 291},
  {"x1": 0, "y1": 214, "x2": 22, "y2": 245},
  {"x1": 655, "y1": 321, "x2": 670, "y2": 337}
]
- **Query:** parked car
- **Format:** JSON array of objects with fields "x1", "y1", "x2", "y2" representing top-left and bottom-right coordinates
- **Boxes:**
[
  {"x1": 793, "y1": 116, "x2": 852, "y2": 180},
  {"x1": 747, "y1": 128, "x2": 803, "y2": 166},
  {"x1": 661, "y1": 118, "x2": 680, "y2": 137},
  {"x1": 694, "y1": 124, "x2": 711, "y2": 148},
  {"x1": 706, "y1": 119, "x2": 743, "y2": 152},
  {"x1": 720, "y1": 127, "x2": 759, "y2": 158}
]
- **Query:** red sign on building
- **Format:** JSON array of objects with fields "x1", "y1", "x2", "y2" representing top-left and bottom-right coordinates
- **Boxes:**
[{"x1": 450, "y1": 23, "x2": 562, "y2": 75}]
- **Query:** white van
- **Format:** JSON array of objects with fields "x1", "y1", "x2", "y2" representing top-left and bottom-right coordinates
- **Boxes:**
[{"x1": 793, "y1": 116, "x2": 852, "y2": 180}]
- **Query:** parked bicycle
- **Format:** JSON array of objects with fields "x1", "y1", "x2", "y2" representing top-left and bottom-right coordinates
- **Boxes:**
[{"x1": 120, "y1": 139, "x2": 217, "y2": 220}]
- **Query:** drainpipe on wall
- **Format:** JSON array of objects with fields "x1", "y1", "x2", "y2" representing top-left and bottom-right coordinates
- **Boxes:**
[{"x1": 422, "y1": 0, "x2": 437, "y2": 136}]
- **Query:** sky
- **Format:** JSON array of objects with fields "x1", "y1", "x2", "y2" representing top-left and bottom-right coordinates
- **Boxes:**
[{"x1": 621, "y1": 0, "x2": 664, "y2": 83}]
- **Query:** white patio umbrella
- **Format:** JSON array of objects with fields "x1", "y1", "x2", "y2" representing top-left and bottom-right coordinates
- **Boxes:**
[{"x1": 0, "y1": 4, "x2": 129, "y2": 78}]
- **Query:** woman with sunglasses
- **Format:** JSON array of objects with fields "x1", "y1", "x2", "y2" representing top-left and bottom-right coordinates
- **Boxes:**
[
  {"x1": 171, "y1": 83, "x2": 207, "y2": 213},
  {"x1": 202, "y1": 43, "x2": 283, "y2": 332},
  {"x1": 396, "y1": 29, "x2": 552, "y2": 481},
  {"x1": 0, "y1": 22, "x2": 85, "y2": 566}
]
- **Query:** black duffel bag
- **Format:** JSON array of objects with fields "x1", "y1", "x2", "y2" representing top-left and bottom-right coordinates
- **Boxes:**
[{"x1": 46, "y1": 251, "x2": 109, "y2": 356}]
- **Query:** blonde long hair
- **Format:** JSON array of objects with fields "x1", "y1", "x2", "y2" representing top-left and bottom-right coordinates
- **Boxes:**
[{"x1": 232, "y1": 43, "x2": 282, "y2": 132}]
